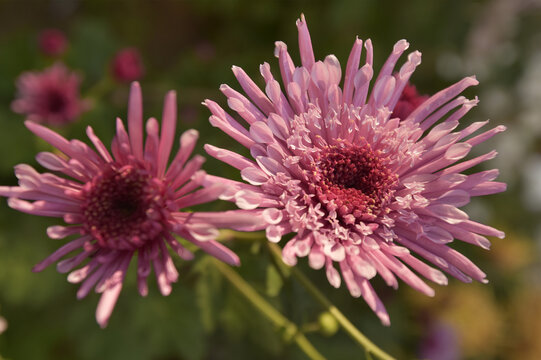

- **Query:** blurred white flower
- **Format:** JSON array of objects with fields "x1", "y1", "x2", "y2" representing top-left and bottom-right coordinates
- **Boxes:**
[
  {"x1": 522, "y1": 155, "x2": 541, "y2": 211},
  {"x1": 0, "y1": 316, "x2": 7, "y2": 335}
]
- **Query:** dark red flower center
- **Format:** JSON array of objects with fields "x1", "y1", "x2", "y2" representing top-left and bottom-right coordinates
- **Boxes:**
[
  {"x1": 391, "y1": 83, "x2": 429, "y2": 120},
  {"x1": 45, "y1": 90, "x2": 67, "y2": 113},
  {"x1": 81, "y1": 165, "x2": 171, "y2": 250},
  {"x1": 309, "y1": 143, "x2": 398, "y2": 222}
]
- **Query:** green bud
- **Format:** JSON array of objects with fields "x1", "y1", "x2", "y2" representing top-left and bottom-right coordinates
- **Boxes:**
[{"x1": 318, "y1": 312, "x2": 339, "y2": 336}]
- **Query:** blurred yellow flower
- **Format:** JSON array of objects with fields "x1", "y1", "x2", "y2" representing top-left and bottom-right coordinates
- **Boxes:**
[{"x1": 506, "y1": 288, "x2": 541, "y2": 360}]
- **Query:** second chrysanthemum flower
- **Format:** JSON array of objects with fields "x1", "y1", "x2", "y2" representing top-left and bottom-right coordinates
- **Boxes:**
[
  {"x1": 0, "y1": 82, "x2": 266, "y2": 328},
  {"x1": 203, "y1": 15, "x2": 506, "y2": 325}
]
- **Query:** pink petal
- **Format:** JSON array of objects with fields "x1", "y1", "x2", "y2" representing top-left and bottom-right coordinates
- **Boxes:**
[
  {"x1": 96, "y1": 278, "x2": 124, "y2": 328},
  {"x1": 157, "y1": 90, "x2": 177, "y2": 177},
  {"x1": 296, "y1": 14, "x2": 315, "y2": 71},
  {"x1": 343, "y1": 37, "x2": 363, "y2": 104},
  {"x1": 127, "y1": 82, "x2": 144, "y2": 161}
]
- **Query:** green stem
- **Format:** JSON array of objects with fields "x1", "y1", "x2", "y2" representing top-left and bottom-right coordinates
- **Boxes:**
[
  {"x1": 217, "y1": 229, "x2": 265, "y2": 241},
  {"x1": 300, "y1": 322, "x2": 321, "y2": 334},
  {"x1": 212, "y1": 259, "x2": 326, "y2": 360},
  {"x1": 267, "y1": 243, "x2": 395, "y2": 360}
]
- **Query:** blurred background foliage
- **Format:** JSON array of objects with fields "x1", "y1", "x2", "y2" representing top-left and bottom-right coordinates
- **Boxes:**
[{"x1": 0, "y1": 0, "x2": 540, "y2": 359}]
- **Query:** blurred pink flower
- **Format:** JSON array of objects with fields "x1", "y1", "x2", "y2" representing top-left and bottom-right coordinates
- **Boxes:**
[
  {"x1": 38, "y1": 29, "x2": 67, "y2": 57},
  {"x1": 111, "y1": 48, "x2": 144, "y2": 83},
  {"x1": 0, "y1": 83, "x2": 260, "y2": 328},
  {"x1": 11, "y1": 63, "x2": 87, "y2": 126},
  {"x1": 391, "y1": 82, "x2": 429, "y2": 120},
  {"x1": 203, "y1": 15, "x2": 506, "y2": 325}
]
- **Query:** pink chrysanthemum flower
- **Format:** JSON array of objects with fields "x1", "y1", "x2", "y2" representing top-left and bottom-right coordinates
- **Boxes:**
[
  {"x1": 203, "y1": 15, "x2": 506, "y2": 325},
  {"x1": 0, "y1": 82, "x2": 261, "y2": 328},
  {"x1": 111, "y1": 48, "x2": 145, "y2": 83},
  {"x1": 11, "y1": 63, "x2": 87, "y2": 126}
]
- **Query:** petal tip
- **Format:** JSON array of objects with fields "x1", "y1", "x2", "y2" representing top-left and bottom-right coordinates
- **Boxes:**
[
  {"x1": 167, "y1": 89, "x2": 177, "y2": 100},
  {"x1": 467, "y1": 75, "x2": 479, "y2": 85},
  {"x1": 297, "y1": 13, "x2": 306, "y2": 26}
]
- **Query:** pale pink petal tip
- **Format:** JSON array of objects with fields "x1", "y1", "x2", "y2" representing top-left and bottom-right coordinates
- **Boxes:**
[
  {"x1": 380, "y1": 313, "x2": 391, "y2": 327},
  {"x1": 230, "y1": 254, "x2": 241, "y2": 267},
  {"x1": 130, "y1": 81, "x2": 141, "y2": 92},
  {"x1": 96, "y1": 283, "x2": 123, "y2": 329},
  {"x1": 274, "y1": 41, "x2": 287, "y2": 57},
  {"x1": 24, "y1": 119, "x2": 44, "y2": 133},
  {"x1": 296, "y1": 13, "x2": 306, "y2": 27},
  {"x1": 467, "y1": 75, "x2": 479, "y2": 85},
  {"x1": 394, "y1": 39, "x2": 409, "y2": 53},
  {"x1": 167, "y1": 90, "x2": 177, "y2": 101}
]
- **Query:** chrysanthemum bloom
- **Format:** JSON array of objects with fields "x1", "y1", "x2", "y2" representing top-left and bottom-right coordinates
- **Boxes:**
[
  {"x1": 38, "y1": 29, "x2": 67, "y2": 57},
  {"x1": 0, "y1": 82, "x2": 261, "y2": 328},
  {"x1": 203, "y1": 15, "x2": 506, "y2": 325},
  {"x1": 111, "y1": 48, "x2": 144, "y2": 83},
  {"x1": 11, "y1": 63, "x2": 87, "y2": 126}
]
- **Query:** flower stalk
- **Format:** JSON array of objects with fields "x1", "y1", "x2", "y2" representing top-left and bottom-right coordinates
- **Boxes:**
[
  {"x1": 211, "y1": 258, "x2": 326, "y2": 360},
  {"x1": 268, "y1": 243, "x2": 395, "y2": 360}
]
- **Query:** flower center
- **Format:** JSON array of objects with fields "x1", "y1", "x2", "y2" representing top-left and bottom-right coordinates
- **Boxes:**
[
  {"x1": 45, "y1": 90, "x2": 67, "y2": 113},
  {"x1": 81, "y1": 165, "x2": 171, "y2": 250},
  {"x1": 309, "y1": 143, "x2": 398, "y2": 222}
]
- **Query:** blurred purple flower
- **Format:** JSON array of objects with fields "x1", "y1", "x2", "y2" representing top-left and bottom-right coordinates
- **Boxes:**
[
  {"x1": 179, "y1": 104, "x2": 199, "y2": 124},
  {"x1": 203, "y1": 15, "x2": 506, "y2": 325},
  {"x1": 11, "y1": 63, "x2": 87, "y2": 126},
  {"x1": 195, "y1": 41, "x2": 216, "y2": 62},
  {"x1": 0, "y1": 83, "x2": 260, "y2": 328},
  {"x1": 391, "y1": 82, "x2": 429, "y2": 120},
  {"x1": 111, "y1": 48, "x2": 144, "y2": 83},
  {"x1": 38, "y1": 29, "x2": 67, "y2": 57},
  {"x1": 418, "y1": 321, "x2": 460, "y2": 360}
]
